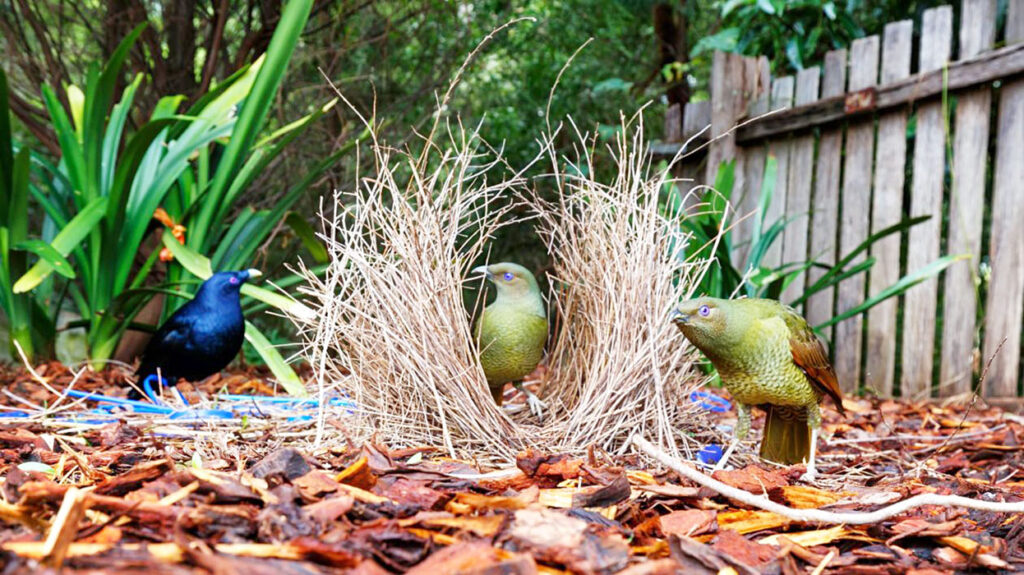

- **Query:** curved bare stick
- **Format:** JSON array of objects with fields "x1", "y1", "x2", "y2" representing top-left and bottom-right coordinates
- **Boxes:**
[{"x1": 632, "y1": 435, "x2": 1024, "y2": 525}]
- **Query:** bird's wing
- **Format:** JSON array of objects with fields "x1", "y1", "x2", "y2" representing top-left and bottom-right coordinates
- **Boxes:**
[
  {"x1": 137, "y1": 311, "x2": 196, "y2": 375},
  {"x1": 780, "y1": 306, "x2": 845, "y2": 415}
]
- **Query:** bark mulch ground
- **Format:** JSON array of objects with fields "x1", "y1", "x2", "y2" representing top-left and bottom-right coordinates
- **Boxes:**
[{"x1": 0, "y1": 363, "x2": 1022, "y2": 574}]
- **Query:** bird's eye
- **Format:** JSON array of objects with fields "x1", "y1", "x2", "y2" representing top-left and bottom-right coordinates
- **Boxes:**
[
  {"x1": 503, "y1": 272, "x2": 515, "y2": 281},
  {"x1": 229, "y1": 277, "x2": 239, "y2": 285},
  {"x1": 698, "y1": 305, "x2": 710, "y2": 317}
]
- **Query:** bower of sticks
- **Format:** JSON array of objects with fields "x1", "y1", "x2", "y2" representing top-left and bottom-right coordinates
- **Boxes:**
[
  {"x1": 1, "y1": 118, "x2": 1023, "y2": 573},
  {"x1": 296, "y1": 117, "x2": 711, "y2": 466}
]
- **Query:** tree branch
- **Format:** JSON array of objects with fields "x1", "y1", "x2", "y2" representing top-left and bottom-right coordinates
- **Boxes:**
[{"x1": 631, "y1": 435, "x2": 1024, "y2": 525}]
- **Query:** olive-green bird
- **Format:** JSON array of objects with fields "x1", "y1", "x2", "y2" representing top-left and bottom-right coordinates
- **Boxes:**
[
  {"x1": 671, "y1": 297, "x2": 844, "y2": 480},
  {"x1": 473, "y1": 262, "x2": 548, "y2": 420}
]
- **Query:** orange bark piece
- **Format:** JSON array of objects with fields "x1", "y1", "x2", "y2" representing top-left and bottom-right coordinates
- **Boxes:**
[
  {"x1": 658, "y1": 509, "x2": 718, "y2": 538},
  {"x1": 712, "y1": 529, "x2": 776, "y2": 568},
  {"x1": 335, "y1": 456, "x2": 377, "y2": 490},
  {"x1": 716, "y1": 510, "x2": 792, "y2": 535},
  {"x1": 712, "y1": 465, "x2": 788, "y2": 495}
]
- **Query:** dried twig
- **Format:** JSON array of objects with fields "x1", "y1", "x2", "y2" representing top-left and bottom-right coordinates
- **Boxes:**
[{"x1": 633, "y1": 435, "x2": 1024, "y2": 525}]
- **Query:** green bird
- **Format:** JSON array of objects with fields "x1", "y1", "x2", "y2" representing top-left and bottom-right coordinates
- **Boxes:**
[
  {"x1": 671, "y1": 297, "x2": 845, "y2": 480},
  {"x1": 473, "y1": 262, "x2": 548, "y2": 420}
]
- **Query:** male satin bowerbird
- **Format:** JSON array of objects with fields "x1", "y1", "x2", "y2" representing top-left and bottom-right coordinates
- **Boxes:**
[
  {"x1": 473, "y1": 262, "x2": 548, "y2": 421},
  {"x1": 135, "y1": 269, "x2": 261, "y2": 402},
  {"x1": 671, "y1": 297, "x2": 845, "y2": 481}
]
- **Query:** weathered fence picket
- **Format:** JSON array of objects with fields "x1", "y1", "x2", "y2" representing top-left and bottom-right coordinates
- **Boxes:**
[
  {"x1": 661, "y1": 0, "x2": 1024, "y2": 405},
  {"x1": 902, "y1": 7, "x2": 952, "y2": 400},
  {"x1": 763, "y1": 76, "x2": 794, "y2": 270},
  {"x1": 942, "y1": 0, "x2": 996, "y2": 396},
  {"x1": 835, "y1": 36, "x2": 879, "y2": 392},
  {"x1": 804, "y1": 49, "x2": 846, "y2": 343},
  {"x1": 866, "y1": 20, "x2": 912, "y2": 397},
  {"x1": 779, "y1": 67, "x2": 818, "y2": 307},
  {"x1": 983, "y1": 0, "x2": 1024, "y2": 401}
]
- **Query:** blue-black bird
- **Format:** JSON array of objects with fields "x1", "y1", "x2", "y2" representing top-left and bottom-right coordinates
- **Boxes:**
[{"x1": 135, "y1": 270, "x2": 261, "y2": 399}]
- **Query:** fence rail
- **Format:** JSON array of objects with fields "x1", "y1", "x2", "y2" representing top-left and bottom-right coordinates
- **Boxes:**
[{"x1": 662, "y1": 0, "x2": 1024, "y2": 406}]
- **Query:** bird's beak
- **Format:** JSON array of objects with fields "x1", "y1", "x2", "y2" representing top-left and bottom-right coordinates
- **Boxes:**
[
  {"x1": 472, "y1": 265, "x2": 494, "y2": 280},
  {"x1": 244, "y1": 269, "x2": 263, "y2": 281},
  {"x1": 670, "y1": 308, "x2": 689, "y2": 325}
]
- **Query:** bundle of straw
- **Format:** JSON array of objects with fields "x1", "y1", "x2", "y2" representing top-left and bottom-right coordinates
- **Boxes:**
[
  {"x1": 531, "y1": 118, "x2": 708, "y2": 460},
  {"x1": 300, "y1": 116, "x2": 715, "y2": 464},
  {"x1": 299, "y1": 125, "x2": 531, "y2": 462}
]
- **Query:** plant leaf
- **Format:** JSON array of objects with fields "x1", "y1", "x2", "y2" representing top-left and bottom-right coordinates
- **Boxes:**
[
  {"x1": 161, "y1": 229, "x2": 315, "y2": 321},
  {"x1": 13, "y1": 197, "x2": 108, "y2": 293},
  {"x1": 285, "y1": 212, "x2": 329, "y2": 264},
  {"x1": 13, "y1": 240, "x2": 76, "y2": 279},
  {"x1": 244, "y1": 321, "x2": 307, "y2": 397},
  {"x1": 815, "y1": 255, "x2": 968, "y2": 329}
]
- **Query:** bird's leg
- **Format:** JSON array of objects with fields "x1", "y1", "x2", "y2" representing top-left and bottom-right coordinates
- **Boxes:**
[
  {"x1": 801, "y1": 404, "x2": 823, "y2": 482},
  {"x1": 513, "y1": 381, "x2": 545, "y2": 422},
  {"x1": 801, "y1": 427, "x2": 819, "y2": 482},
  {"x1": 714, "y1": 403, "x2": 750, "y2": 472}
]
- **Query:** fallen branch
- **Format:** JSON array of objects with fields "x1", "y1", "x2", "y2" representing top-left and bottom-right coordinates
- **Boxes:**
[{"x1": 631, "y1": 435, "x2": 1024, "y2": 525}]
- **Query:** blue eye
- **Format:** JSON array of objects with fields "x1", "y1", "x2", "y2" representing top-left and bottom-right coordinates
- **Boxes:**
[
  {"x1": 503, "y1": 272, "x2": 515, "y2": 281},
  {"x1": 229, "y1": 277, "x2": 239, "y2": 285},
  {"x1": 699, "y1": 305, "x2": 710, "y2": 317}
]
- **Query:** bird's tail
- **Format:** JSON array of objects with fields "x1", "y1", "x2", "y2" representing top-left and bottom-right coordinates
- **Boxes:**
[
  {"x1": 759, "y1": 405, "x2": 810, "y2": 465},
  {"x1": 490, "y1": 383, "x2": 505, "y2": 406}
]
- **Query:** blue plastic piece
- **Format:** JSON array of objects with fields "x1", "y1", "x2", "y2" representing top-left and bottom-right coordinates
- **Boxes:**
[
  {"x1": 142, "y1": 374, "x2": 192, "y2": 406},
  {"x1": 63, "y1": 389, "x2": 178, "y2": 415},
  {"x1": 9, "y1": 386, "x2": 357, "y2": 428},
  {"x1": 689, "y1": 390, "x2": 731, "y2": 413},
  {"x1": 169, "y1": 408, "x2": 236, "y2": 420},
  {"x1": 697, "y1": 444, "x2": 724, "y2": 466},
  {"x1": 0, "y1": 410, "x2": 30, "y2": 418}
]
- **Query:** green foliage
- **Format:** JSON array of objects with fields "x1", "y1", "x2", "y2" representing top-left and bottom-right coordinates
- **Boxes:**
[
  {"x1": 679, "y1": 158, "x2": 965, "y2": 332},
  {"x1": 0, "y1": 68, "x2": 56, "y2": 360},
  {"x1": 693, "y1": 0, "x2": 861, "y2": 72},
  {"x1": 6, "y1": 0, "x2": 336, "y2": 390},
  {"x1": 692, "y1": 0, "x2": 947, "y2": 74}
]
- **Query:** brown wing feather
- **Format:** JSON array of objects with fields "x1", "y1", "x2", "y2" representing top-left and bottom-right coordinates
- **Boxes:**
[{"x1": 781, "y1": 307, "x2": 845, "y2": 416}]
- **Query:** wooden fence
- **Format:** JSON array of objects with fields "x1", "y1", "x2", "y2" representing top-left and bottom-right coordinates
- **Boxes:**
[{"x1": 661, "y1": 0, "x2": 1024, "y2": 406}]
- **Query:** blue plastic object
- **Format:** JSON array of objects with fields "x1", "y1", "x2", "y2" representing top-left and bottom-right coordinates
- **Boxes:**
[
  {"x1": 0, "y1": 383, "x2": 356, "y2": 427},
  {"x1": 141, "y1": 374, "x2": 191, "y2": 406},
  {"x1": 697, "y1": 444, "x2": 724, "y2": 466},
  {"x1": 689, "y1": 390, "x2": 731, "y2": 413}
]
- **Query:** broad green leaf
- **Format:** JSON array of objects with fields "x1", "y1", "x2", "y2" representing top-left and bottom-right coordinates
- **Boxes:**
[
  {"x1": 8, "y1": 149, "x2": 30, "y2": 243},
  {"x1": 244, "y1": 321, "x2": 307, "y2": 397},
  {"x1": 691, "y1": 28, "x2": 741, "y2": 57},
  {"x1": 816, "y1": 255, "x2": 968, "y2": 330},
  {"x1": 14, "y1": 197, "x2": 108, "y2": 293},
  {"x1": 800, "y1": 215, "x2": 930, "y2": 299},
  {"x1": 67, "y1": 84, "x2": 86, "y2": 139},
  {"x1": 41, "y1": 85, "x2": 87, "y2": 201},
  {"x1": 0, "y1": 67, "x2": 12, "y2": 212},
  {"x1": 285, "y1": 212, "x2": 329, "y2": 264},
  {"x1": 196, "y1": 0, "x2": 313, "y2": 239},
  {"x1": 13, "y1": 240, "x2": 76, "y2": 279},
  {"x1": 751, "y1": 155, "x2": 777, "y2": 245},
  {"x1": 255, "y1": 98, "x2": 337, "y2": 148}
]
